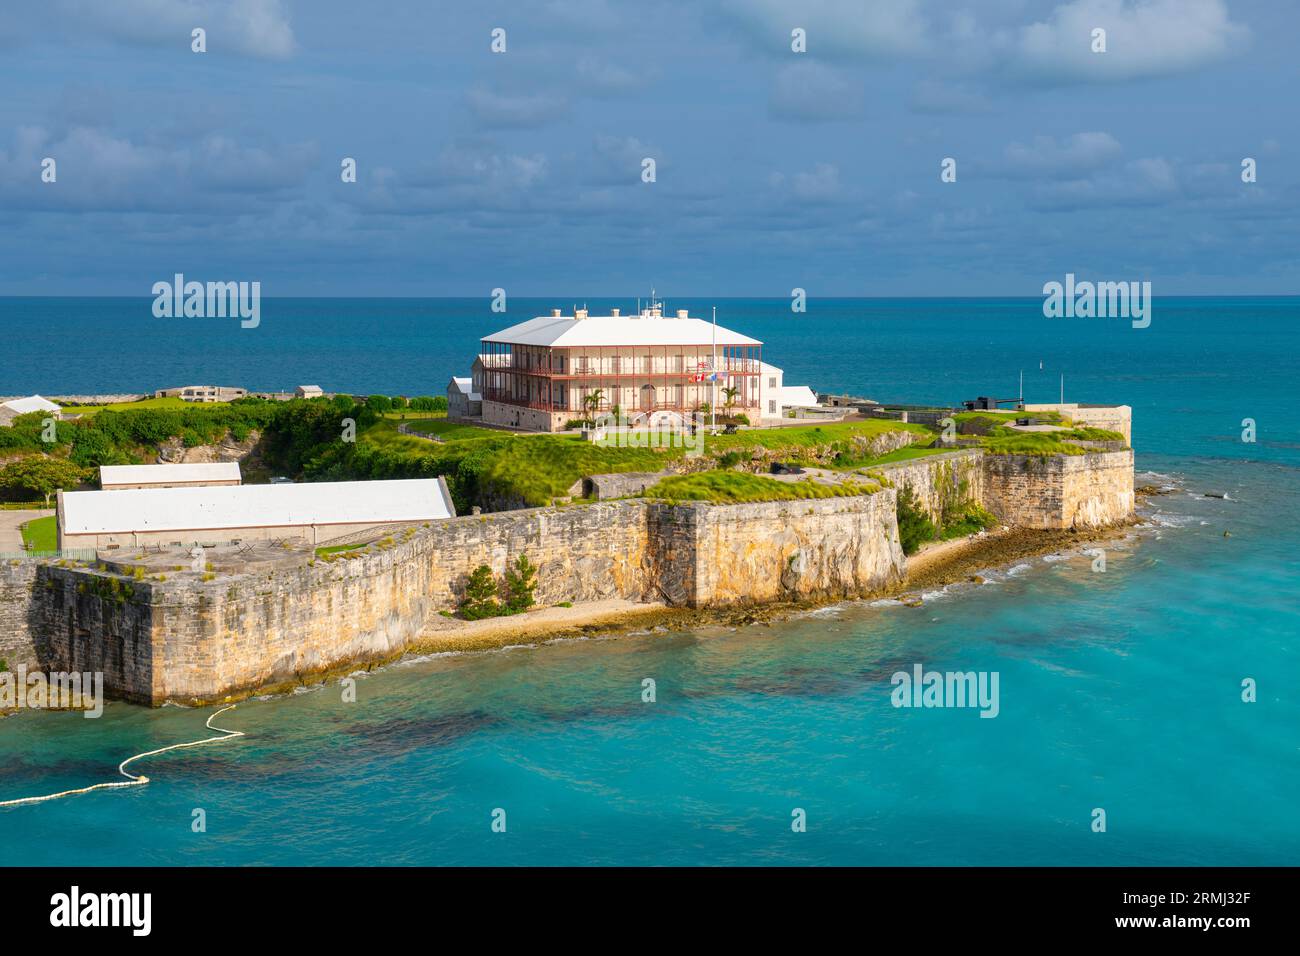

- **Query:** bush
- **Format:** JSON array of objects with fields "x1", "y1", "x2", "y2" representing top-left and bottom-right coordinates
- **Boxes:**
[
  {"x1": 409, "y1": 395, "x2": 447, "y2": 412},
  {"x1": 502, "y1": 553, "x2": 537, "y2": 614},
  {"x1": 459, "y1": 564, "x2": 500, "y2": 619},
  {"x1": 896, "y1": 485, "x2": 936, "y2": 556},
  {"x1": 365, "y1": 395, "x2": 393, "y2": 414},
  {"x1": 939, "y1": 503, "x2": 998, "y2": 540}
]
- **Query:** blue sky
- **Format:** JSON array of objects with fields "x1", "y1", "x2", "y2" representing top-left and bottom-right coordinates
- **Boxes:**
[{"x1": 0, "y1": 0, "x2": 1295, "y2": 296}]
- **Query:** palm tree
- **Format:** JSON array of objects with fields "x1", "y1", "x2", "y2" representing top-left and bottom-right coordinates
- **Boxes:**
[
  {"x1": 721, "y1": 386, "x2": 739, "y2": 415},
  {"x1": 583, "y1": 389, "x2": 605, "y2": 425}
]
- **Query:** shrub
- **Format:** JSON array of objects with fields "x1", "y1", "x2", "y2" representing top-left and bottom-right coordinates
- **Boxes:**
[
  {"x1": 896, "y1": 485, "x2": 936, "y2": 556},
  {"x1": 459, "y1": 564, "x2": 500, "y2": 619},
  {"x1": 502, "y1": 553, "x2": 537, "y2": 614}
]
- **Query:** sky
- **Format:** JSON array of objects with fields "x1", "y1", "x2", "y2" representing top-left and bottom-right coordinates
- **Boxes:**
[{"x1": 0, "y1": 0, "x2": 1296, "y2": 297}]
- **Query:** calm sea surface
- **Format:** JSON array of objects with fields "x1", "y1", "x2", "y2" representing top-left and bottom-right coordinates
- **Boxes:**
[{"x1": 0, "y1": 297, "x2": 1297, "y2": 865}]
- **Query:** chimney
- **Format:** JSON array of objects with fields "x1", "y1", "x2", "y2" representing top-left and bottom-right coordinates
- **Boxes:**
[
  {"x1": 676, "y1": 309, "x2": 689, "y2": 319},
  {"x1": 610, "y1": 308, "x2": 620, "y2": 317},
  {"x1": 575, "y1": 308, "x2": 588, "y2": 320},
  {"x1": 552, "y1": 308, "x2": 562, "y2": 317}
]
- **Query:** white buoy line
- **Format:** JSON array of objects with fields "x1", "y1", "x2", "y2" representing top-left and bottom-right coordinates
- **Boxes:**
[{"x1": 0, "y1": 705, "x2": 245, "y2": 809}]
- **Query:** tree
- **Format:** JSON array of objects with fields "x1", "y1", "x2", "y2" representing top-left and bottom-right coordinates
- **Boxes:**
[
  {"x1": 721, "y1": 386, "x2": 739, "y2": 414},
  {"x1": 502, "y1": 553, "x2": 537, "y2": 614},
  {"x1": 391, "y1": 396, "x2": 407, "y2": 409},
  {"x1": 366, "y1": 394, "x2": 393, "y2": 414},
  {"x1": 583, "y1": 389, "x2": 605, "y2": 423},
  {"x1": 0, "y1": 456, "x2": 86, "y2": 505},
  {"x1": 460, "y1": 564, "x2": 500, "y2": 619},
  {"x1": 895, "y1": 484, "x2": 936, "y2": 556}
]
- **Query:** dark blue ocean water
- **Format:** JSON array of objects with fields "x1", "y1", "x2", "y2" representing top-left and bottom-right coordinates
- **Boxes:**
[{"x1": 0, "y1": 297, "x2": 1297, "y2": 865}]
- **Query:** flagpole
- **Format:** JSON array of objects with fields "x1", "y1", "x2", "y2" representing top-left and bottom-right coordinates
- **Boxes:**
[{"x1": 711, "y1": 306, "x2": 717, "y2": 431}]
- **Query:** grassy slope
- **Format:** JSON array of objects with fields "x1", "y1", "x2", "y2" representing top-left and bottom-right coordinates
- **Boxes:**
[
  {"x1": 354, "y1": 417, "x2": 927, "y2": 507},
  {"x1": 402, "y1": 418, "x2": 504, "y2": 441},
  {"x1": 59, "y1": 396, "x2": 214, "y2": 417},
  {"x1": 645, "y1": 470, "x2": 879, "y2": 503}
]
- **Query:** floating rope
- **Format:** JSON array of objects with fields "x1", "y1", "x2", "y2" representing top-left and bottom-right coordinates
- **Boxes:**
[{"x1": 0, "y1": 705, "x2": 244, "y2": 808}]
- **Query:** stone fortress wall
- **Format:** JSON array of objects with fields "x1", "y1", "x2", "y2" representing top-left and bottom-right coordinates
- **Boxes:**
[{"x1": 3, "y1": 449, "x2": 1133, "y2": 705}]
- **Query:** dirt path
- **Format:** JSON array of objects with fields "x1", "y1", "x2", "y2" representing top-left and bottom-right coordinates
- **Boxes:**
[{"x1": 0, "y1": 509, "x2": 52, "y2": 552}]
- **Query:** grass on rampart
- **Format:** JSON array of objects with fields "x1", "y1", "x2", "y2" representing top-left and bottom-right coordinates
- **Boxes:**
[
  {"x1": 643, "y1": 470, "x2": 879, "y2": 504},
  {"x1": 59, "y1": 396, "x2": 212, "y2": 417},
  {"x1": 401, "y1": 418, "x2": 504, "y2": 441},
  {"x1": 345, "y1": 417, "x2": 927, "y2": 509}
]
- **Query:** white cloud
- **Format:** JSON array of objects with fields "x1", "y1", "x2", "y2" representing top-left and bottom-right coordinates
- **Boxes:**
[
  {"x1": 50, "y1": 0, "x2": 297, "y2": 59},
  {"x1": 1002, "y1": 132, "x2": 1124, "y2": 176},
  {"x1": 769, "y1": 62, "x2": 864, "y2": 123},
  {"x1": 719, "y1": 0, "x2": 929, "y2": 57},
  {"x1": 770, "y1": 163, "x2": 846, "y2": 204},
  {"x1": 1010, "y1": 0, "x2": 1249, "y2": 82},
  {"x1": 466, "y1": 89, "x2": 570, "y2": 128}
]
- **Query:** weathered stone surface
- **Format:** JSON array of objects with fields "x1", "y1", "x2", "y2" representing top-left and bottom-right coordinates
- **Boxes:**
[
  {"x1": 981, "y1": 450, "x2": 1133, "y2": 529},
  {"x1": 877, "y1": 450, "x2": 985, "y2": 522},
  {"x1": 3, "y1": 448, "x2": 1135, "y2": 704}
]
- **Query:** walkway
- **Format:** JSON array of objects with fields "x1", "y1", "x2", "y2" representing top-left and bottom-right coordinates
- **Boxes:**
[{"x1": 0, "y1": 509, "x2": 52, "y2": 552}]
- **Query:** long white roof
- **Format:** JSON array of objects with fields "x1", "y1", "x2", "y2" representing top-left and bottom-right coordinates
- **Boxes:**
[
  {"x1": 100, "y1": 462, "x2": 242, "y2": 486},
  {"x1": 484, "y1": 312, "x2": 762, "y2": 348},
  {"x1": 61, "y1": 478, "x2": 455, "y2": 535},
  {"x1": 2, "y1": 395, "x2": 61, "y2": 414}
]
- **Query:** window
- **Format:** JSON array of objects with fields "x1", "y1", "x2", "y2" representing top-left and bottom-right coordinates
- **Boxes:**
[
  {"x1": 769, "y1": 400, "x2": 777, "y2": 413},
  {"x1": 768, "y1": 377, "x2": 777, "y2": 389}
]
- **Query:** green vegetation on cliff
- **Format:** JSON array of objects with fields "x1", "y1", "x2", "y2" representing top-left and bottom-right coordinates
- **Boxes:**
[{"x1": 644, "y1": 471, "x2": 879, "y2": 504}]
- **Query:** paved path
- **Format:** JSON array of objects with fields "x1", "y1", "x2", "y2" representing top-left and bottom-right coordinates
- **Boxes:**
[{"x1": 0, "y1": 509, "x2": 53, "y2": 552}]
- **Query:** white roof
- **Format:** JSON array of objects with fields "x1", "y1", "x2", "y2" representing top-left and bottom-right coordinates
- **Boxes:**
[
  {"x1": 61, "y1": 478, "x2": 455, "y2": 535},
  {"x1": 779, "y1": 386, "x2": 820, "y2": 407},
  {"x1": 297, "y1": 385, "x2": 323, "y2": 392},
  {"x1": 100, "y1": 462, "x2": 242, "y2": 486},
  {"x1": 449, "y1": 378, "x2": 481, "y2": 401},
  {"x1": 2, "y1": 395, "x2": 60, "y2": 414},
  {"x1": 484, "y1": 313, "x2": 762, "y2": 348}
]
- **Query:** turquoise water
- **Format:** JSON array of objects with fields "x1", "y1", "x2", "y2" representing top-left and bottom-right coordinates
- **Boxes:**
[{"x1": 1, "y1": 297, "x2": 1297, "y2": 865}]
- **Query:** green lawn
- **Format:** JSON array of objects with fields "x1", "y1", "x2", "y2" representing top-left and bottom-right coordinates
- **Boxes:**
[
  {"x1": 644, "y1": 471, "x2": 879, "y2": 504},
  {"x1": 704, "y1": 418, "x2": 931, "y2": 455},
  {"x1": 59, "y1": 396, "x2": 214, "y2": 417},
  {"x1": 20, "y1": 515, "x2": 57, "y2": 551},
  {"x1": 351, "y1": 416, "x2": 931, "y2": 508},
  {"x1": 856, "y1": 445, "x2": 955, "y2": 466},
  {"x1": 314, "y1": 541, "x2": 369, "y2": 557},
  {"x1": 403, "y1": 418, "x2": 504, "y2": 441}
]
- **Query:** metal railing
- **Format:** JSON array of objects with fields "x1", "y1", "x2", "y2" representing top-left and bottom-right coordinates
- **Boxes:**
[{"x1": 0, "y1": 548, "x2": 99, "y2": 562}]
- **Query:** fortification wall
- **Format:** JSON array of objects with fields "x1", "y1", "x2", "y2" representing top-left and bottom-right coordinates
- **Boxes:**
[
  {"x1": 0, "y1": 562, "x2": 40, "y2": 669},
  {"x1": 689, "y1": 490, "x2": 904, "y2": 606},
  {"x1": 8, "y1": 448, "x2": 1134, "y2": 704},
  {"x1": 877, "y1": 450, "x2": 986, "y2": 522},
  {"x1": 981, "y1": 450, "x2": 1133, "y2": 529}
]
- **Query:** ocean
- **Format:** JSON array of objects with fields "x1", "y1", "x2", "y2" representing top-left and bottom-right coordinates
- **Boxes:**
[{"x1": 0, "y1": 296, "x2": 1297, "y2": 866}]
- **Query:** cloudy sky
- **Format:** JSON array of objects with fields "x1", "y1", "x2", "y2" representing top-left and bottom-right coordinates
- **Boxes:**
[{"x1": 0, "y1": 0, "x2": 1295, "y2": 296}]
